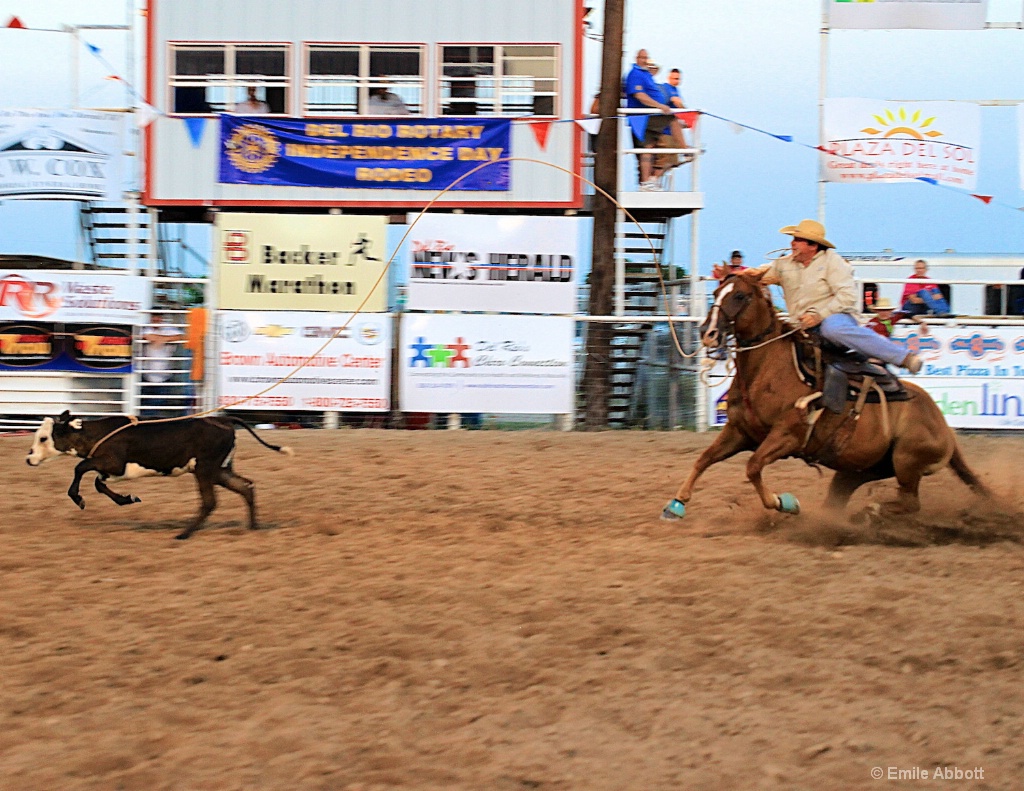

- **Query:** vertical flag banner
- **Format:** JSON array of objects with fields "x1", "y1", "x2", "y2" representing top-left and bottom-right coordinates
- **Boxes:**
[
  {"x1": 829, "y1": 0, "x2": 988, "y2": 30},
  {"x1": 823, "y1": 99, "x2": 980, "y2": 189}
]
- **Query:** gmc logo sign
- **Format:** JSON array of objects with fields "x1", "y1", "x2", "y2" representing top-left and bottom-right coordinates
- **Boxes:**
[{"x1": 223, "y1": 230, "x2": 250, "y2": 263}]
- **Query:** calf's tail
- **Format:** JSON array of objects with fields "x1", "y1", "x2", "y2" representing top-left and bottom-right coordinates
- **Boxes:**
[{"x1": 227, "y1": 417, "x2": 295, "y2": 456}]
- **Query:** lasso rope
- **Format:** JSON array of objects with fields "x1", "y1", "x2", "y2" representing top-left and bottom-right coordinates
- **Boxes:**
[{"x1": 89, "y1": 156, "x2": 688, "y2": 456}]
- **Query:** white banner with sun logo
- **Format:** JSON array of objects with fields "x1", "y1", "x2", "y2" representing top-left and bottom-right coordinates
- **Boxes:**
[{"x1": 822, "y1": 99, "x2": 980, "y2": 189}]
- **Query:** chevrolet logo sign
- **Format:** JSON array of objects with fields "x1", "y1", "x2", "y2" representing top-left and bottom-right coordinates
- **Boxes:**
[{"x1": 254, "y1": 324, "x2": 294, "y2": 338}]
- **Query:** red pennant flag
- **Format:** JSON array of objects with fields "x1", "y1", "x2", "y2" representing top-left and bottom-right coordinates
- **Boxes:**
[
  {"x1": 971, "y1": 194, "x2": 993, "y2": 204},
  {"x1": 530, "y1": 120, "x2": 552, "y2": 150},
  {"x1": 6, "y1": 16, "x2": 26, "y2": 28},
  {"x1": 675, "y1": 110, "x2": 700, "y2": 129}
]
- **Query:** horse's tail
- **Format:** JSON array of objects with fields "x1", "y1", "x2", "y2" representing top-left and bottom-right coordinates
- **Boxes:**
[
  {"x1": 949, "y1": 441, "x2": 988, "y2": 496},
  {"x1": 226, "y1": 417, "x2": 295, "y2": 457}
]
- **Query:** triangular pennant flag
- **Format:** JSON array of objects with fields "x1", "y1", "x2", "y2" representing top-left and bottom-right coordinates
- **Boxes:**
[
  {"x1": 576, "y1": 117, "x2": 601, "y2": 136},
  {"x1": 772, "y1": 134, "x2": 793, "y2": 143},
  {"x1": 105, "y1": 74, "x2": 122, "y2": 82},
  {"x1": 728, "y1": 122, "x2": 744, "y2": 135},
  {"x1": 529, "y1": 120, "x2": 552, "y2": 150},
  {"x1": 916, "y1": 177, "x2": 938, "y2": 185},
  {"x1": 135, "y1": 102, "x2": 160, "y2": 128},
  {"x1": 675, "y1": 110, "x2": 700, "y2": 129},
  {"x1": 971, "y1": 193, "x2": 993, "y2": 204},
  {"x1": 183, "y1": 117, "x2": 207, "y2": 148},
  {"x1": 5, "y1": 15, "x2": 25, "y2": 28},
  {"x1": 86, "y1": 42, "x2": 101, "y2": 55}
]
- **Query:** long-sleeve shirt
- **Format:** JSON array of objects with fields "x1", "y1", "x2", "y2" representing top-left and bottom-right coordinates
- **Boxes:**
[{"x1": 752, "y1": 248, "x2": 857, "y2": 320}]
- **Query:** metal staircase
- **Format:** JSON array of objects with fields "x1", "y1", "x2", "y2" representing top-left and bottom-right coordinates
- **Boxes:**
[{"x1": 78, "y1": 200, "x2": 152, "y2": 270}]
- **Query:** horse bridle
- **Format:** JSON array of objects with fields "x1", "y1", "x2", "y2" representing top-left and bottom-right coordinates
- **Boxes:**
[{"x1": 705, "y1": 277, "x2": 781, "y2": 351}]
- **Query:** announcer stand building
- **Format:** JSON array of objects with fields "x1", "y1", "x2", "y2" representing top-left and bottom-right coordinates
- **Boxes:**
[{"x1": 143, "y1": 0, "x2": 704, "y2": 428}]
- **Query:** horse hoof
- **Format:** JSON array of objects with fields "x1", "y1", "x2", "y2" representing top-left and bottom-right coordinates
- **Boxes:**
[
  {"x1": 777, "y1": 493, "x2": 800, "y2": 514},
  {"x1": 661, "y1": 499, "x2": 686, "y2": 520}
]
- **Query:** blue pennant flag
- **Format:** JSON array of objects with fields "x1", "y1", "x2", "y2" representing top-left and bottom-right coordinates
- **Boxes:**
[
  {"x1": 184, "y1": 117, "x2": 207, "y2": 148},
  {"x1": 86, "y1": 42, "x2": 101, "y2": 55},
  {"x1": 916, "y1": 177, "x2": 938, "y2": 185}
]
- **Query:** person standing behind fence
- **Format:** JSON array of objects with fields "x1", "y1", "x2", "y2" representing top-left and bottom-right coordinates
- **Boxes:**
[{"x1": 142, "y1": 313, "x2": 185, "y2": 419}]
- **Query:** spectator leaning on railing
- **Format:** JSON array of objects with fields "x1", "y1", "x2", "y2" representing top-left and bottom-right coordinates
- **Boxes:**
[{"x1": 622, "y1": 49, "x2": 682, "y2": 191}]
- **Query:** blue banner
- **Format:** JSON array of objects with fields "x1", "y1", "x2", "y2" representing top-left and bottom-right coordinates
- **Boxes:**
[{"x1": 219, "y1": 116, "x2": 511, "y2": 191}]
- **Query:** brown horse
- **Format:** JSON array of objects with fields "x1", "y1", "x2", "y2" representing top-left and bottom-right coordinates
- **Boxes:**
[{"x1": 662, "y1": 271, "x2": 989, "y2": 520}]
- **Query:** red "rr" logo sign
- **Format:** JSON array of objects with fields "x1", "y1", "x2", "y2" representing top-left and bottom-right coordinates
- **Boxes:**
[{"x1": 223, "y1": 230, "x2": 250, "y2": 263}]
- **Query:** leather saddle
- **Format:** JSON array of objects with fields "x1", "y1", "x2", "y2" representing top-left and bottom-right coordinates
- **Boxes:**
[{"x1": 795, "y1": 331, "x2": 911, "y2": 414}]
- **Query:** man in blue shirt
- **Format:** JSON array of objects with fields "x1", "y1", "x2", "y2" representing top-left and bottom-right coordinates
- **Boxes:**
[{"x1": 623, "y1": 49, "x2": 680, "y2": 190}]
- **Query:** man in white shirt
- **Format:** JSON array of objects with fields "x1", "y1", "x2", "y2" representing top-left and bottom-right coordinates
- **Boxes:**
[
  {"x1": 235, "y1": 87, "x2": 270, "y2": 114},
  {"x1": 142, "y1": 313, "x2": 186, "y2": 418},
  {"x1": 715, "y1": 219, "x2": 922, "y2": 373}
]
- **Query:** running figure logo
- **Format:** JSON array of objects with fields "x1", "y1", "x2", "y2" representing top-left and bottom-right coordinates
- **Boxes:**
[{"x1": 349, "y1": 233, "x2": 380, "y2": 265}]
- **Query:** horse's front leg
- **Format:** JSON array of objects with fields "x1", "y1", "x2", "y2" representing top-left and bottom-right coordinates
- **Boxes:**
[
  {"x1": 662, "y1": 422, "x2": 754, "y2": 519},
  {"x1": 746, "y1": 421, "x2": 805, "y2": 514}
]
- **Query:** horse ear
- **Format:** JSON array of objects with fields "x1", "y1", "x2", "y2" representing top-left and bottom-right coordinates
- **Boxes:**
[{"x1": 746, "y1": 269, "x2": 767, "y2": 284}]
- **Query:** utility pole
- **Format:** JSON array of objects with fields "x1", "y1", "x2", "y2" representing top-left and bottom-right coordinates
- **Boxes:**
[{"x1": 582, "y1": 0, "x2": 623, "y2": 429}]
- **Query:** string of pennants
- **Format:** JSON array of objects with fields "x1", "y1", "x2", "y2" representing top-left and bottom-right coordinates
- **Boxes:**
[{"x1": 5, "y1": 13, "x2": 1019, "y2": 212}]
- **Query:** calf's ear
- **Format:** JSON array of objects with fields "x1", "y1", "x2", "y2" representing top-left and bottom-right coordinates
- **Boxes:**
[{"x1": 57, "y1": 410, "x2": 72, "y2": 423}]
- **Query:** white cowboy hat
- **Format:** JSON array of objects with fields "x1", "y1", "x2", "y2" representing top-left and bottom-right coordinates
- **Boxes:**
[
  {"x1": 868, "y1": 297, "x2": 896, "y2": 311},
  {"x1": 779, "y1": 219, "x2": 834, "y2": 249}
]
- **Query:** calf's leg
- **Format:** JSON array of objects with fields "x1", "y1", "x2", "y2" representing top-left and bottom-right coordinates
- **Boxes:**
[
  {"x1": 95, "y1": 475, "x2": 141, "y2": 506},
  {"x1": 216, "y1": 469, "x2": 258, "y2": 530},
  {"x1": 68, "y1": 459, "x2": 98, "y2": 509},
  {"x1": 176, "y1": 472, "x2": 218, "y2": 540}
]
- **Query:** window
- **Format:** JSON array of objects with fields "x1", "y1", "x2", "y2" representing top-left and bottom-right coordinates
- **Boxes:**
[
  {"x1": 304, "y1": 44, "x2": 425, "y2": 116},
  {"x1": 439, "y1": 45, "x2": 558, "y2": 117},
  {"x1": 169, "y1": 43, "x2": 291, "y2": 115}
]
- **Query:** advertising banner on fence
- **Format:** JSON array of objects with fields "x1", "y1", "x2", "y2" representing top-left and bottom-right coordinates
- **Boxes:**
[
  {"x1": 0, "y1": 271, "x2": 147, "y2": 324},
  {"x1": 0, "y1": 322, "x2": 133, "y2": 373},
  {"x1": 828, "y1": 0, "x2": 988, "y2": 30},
  {"x1": 219, "y1": 116, "x2": 510, "y2": 191},
  {"x1": 406, "y1": 215, "x2": 579, "y2": 314},
  {"x1": 0, "y1": 109, "x2": 124, "y2": 201},
  {"x1": 706, "y1": 324, "x2": 1024, "y2": 430},
  {"x1": 215, "y1": 213, "x2": 388, "y2": 313},
  {"x1": 218, "y1": 311, "x2": 391, "y2": 412},
  {"x1": 823, "y1": 100, "x2": 979, "y2": 189},
  {"x1": 400, "y1": 314, "x2": 574, "y2": 414}
]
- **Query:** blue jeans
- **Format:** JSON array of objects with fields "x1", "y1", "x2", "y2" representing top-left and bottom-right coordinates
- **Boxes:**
[{"x1": 820, "y1": 312, "x2": 908, "y2": 366}]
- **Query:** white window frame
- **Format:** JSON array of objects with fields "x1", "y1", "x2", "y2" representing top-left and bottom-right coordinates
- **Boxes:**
[
  {"x1": 437, "y1": 44, "x2": 560, "y2": 118},
  {"x1": 167, "y1": 42, "x2": 292, "y2": 116},
  {"x1": 302, "y1": 43, "x2": 427, "y2": 116}
]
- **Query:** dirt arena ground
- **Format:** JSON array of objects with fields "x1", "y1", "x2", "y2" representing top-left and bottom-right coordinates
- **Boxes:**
[{"x1": 1, "y1": 427, "x2": 1023, "y2": 790}]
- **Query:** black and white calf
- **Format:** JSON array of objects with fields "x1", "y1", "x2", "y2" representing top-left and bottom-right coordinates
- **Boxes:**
[{"x1": 26, "y1": 411, "x2": 294, "y2": 539}]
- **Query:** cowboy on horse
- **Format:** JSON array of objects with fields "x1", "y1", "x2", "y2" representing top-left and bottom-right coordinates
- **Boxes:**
[
  {"x1": 663, "y1": 219, "x2": 988, "y2": 521},
  {"x1": 712, "y1": 219, "x2": 923, "y2": 374}
]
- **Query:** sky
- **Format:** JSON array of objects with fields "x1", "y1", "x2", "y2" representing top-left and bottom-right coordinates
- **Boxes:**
[{"x1": 0, "y1": 0, "x2": 1021, "y2": 276}]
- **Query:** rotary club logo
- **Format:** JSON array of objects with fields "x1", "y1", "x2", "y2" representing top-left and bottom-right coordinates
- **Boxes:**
[{"x1": 225, "y1": 123, "x2": 281, "y2": 174}]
